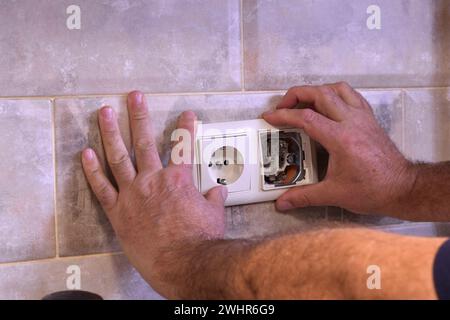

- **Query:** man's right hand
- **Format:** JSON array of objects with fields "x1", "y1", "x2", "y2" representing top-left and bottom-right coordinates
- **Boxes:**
[{"x1": 263, "y1": 82, "x2": 417, "y2": 216}]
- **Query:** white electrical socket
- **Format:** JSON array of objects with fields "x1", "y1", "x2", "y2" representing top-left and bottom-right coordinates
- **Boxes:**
[{"x1": 193, "y1": 119, "x2": 318, "y2": 206}]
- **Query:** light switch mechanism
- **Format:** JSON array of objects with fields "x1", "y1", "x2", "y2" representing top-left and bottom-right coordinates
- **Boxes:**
[{"x1": 193, "y1": 119, "x2": 318, "y2": 206}]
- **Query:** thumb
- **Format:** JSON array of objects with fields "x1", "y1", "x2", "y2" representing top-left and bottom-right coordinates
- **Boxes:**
[
  {"x1": 205, "y1": 186, "x2": 228, "y2": 206},
  {"x1": 276, "y1": 182, "x2": 333, "y2": 211}
]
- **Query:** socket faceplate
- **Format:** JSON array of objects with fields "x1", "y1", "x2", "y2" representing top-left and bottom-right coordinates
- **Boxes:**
[{"x1": 193, "y1": 119, "x2": 318, "y2": 206}]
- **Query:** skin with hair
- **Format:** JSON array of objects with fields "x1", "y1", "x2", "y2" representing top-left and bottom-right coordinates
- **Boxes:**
[{"x1": 81, "y1": 85, "x2": 450, "y2": 299}]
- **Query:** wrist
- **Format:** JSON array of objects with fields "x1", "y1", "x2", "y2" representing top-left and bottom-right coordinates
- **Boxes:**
[{"x1": 383, "y1": 159, "x2": 419, "y2": 218}]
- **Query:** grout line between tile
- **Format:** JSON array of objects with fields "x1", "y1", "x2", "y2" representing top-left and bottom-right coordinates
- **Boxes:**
[
  {"x1": 0, "y1": 86, "x2": 448, "y2": 101},
  {"x1": 50, "y1": 98, "x2": 59, "y2": 258},
  {"x1": 239, "y1": 0, "x2": 245, "y2": 92},
  {"x1": 0, "y1": 251, "x2": 124, "y2": 268}
]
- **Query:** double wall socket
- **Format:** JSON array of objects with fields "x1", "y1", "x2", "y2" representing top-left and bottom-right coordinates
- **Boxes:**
[{"x1": 193, "y1": 119, "x2": 318, "y2": 206}]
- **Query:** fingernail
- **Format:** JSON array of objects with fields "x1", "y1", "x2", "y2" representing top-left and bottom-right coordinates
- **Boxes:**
[
  {"x1": 277, "y1": 200, "x2": 293, "y2": 211},
  {"x1": 133, "y1": 91, "x2": 143, "y2": 105},
  {"x1": 262, "y1": 110, "x2": 274, "y2": 117},
  {"x1": 220, "y1": 186, "x2": 228, "y2": 201},
  {"x1": 83, "y1": 149, "x2": 94, "y2": 161},
  {"x1": 101, "y1": 107, "x2": 113, "y2": 120},
  {"x1": 182, "y1": 110, "x2": 196, "y2": 120}
]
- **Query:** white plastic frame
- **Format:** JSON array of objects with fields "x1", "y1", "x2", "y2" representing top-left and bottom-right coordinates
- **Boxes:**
[{"x1": 193, "y1": 119, "x2": 318, "y2": 206}]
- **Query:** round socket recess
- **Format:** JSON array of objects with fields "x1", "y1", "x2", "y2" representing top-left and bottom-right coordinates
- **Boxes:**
[{"x1": 208, "y1": 146, "x2": 244, "y2": 185}]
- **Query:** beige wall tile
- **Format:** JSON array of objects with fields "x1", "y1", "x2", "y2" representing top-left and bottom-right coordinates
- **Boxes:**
[
  {"x1": 243, "y1": 0, "x2": 450, "y2": 90},
  {"x1": 362, "y1": 90, "x2": 403, "y2": 151},
  {"x1": 226, "y1": 203, "x2": 326, "y2": 239},
  {"x1": 342, "y1": 209, "x2": 406, "y2": 226},
  {"x1": 55, "y1": 97, "x2": 129, "y2": 256},
  {"x1": 0, "y1": 99, "x2": 55, "y2": 263},
  {"x1": 404, "y1": 88, "x2": 450, "y2": 162},
  {"x1": 375, "y1": 222, "x2": 439, "y2": 237},
  {"x1": 0, "y1": 0, "x2": 241, "y2": 96},
  {"x1": 0, "y1": 254, "x2": 162, "y2": 299}
]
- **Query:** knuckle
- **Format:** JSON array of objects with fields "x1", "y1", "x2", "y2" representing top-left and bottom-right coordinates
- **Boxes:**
[
  {"x1": 95, "y1": 184, "x2": 114, "y2": 207},
  {"x1": 286, "y1": 191, "x2": 311, "y2": 208},
  {"x1": 109, "y1": 152, "x2": 130, "y2": 168},
  {"x1": 135, "y1": 138, "x2": 155, "y2": 153},
  {"x1": 277, "y1": 108, "x2": 290, "y2": 118},
  {"x1": 133, "y1": 176, "x2": 152, "y2": 198},
  {"x1": 318, "y1": 85, "x2": 334, "y2": 97},
  {"x1": 102, "y1": 132, "x2": 122, "y2": 148},
  {"x1": 101, "y1": 126, "x2": 118, "y2": 138},
  {"x1": 336, "y1": 81, "x2": 351, "y2": 90},
  {"x1": 131, "y1": 110, "x2": 148, "y2": 121},
  {"x1": 287, "y1": 86, "x2": 300, "y2": 93},
  {"x1": 298, "y1": 193, "x2": 312, "y2": 207},
  {"x1": 300, "y1": 109, "x2": 316, "y2": 124},
  {"x1": 166, "y1": 168, "x2": 190, "y2": 189},
  {"x1": 286, "y1": 86, "x2": 303, "y2": 97},
  {"x1": 86, "y1": 166, "x2": 101, "y2": 179}
]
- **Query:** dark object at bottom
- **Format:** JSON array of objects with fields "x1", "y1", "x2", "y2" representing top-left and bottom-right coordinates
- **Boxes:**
[
  {"x1": 434, "y1": 239, "x2": 450, "y2": 300},
  {"x1": 42, "y1": 290, "x2": 103, "y2": 300}
]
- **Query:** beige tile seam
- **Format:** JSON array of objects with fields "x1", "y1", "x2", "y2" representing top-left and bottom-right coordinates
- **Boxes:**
[
  {"x1": 239, "y1": 0, "x2": 245, "y2": 92},
  {"x1": 50, "y1": 97, "x2": 59, "y2": 258},
  {"x1": 371, "y1": 222, "x2": 434, "y2": 231},
  {"x1": 0, "y1": 86, "x2": 443, "y2": 101},
  {"x1": 0, "y1": 251, "x2": 124, "y2": 268}
]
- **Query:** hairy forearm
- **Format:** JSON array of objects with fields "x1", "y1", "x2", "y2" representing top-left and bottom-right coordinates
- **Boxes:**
[
  {"x1": 394, "y1": 162, "x2": 450, "y2": 221},
  {"x1": 156, "y1": 239, "x2": 257, "y2": 299},
  {"x1": 160, "y1": 228, "x2": 444, "y2": 299}
]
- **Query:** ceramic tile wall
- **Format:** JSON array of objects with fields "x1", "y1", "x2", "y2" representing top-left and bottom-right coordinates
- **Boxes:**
[
  {"x1": 242, "y1": 0, "x2": 450, "y2": 89},
  {"x1": 0, "y1": 0, "x2": 448, "y2": 299},
  {"x1": 0, "y1": 0, "x2": 241, "y2": 96}
]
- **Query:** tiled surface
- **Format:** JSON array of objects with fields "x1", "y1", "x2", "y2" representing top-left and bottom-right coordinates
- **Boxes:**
[
  {"x1": 0, "y1": 0, "x2": 241, "y2": 96},
  {"x1": 0, "y1": 254, "x2": 162, "y2": 300},
  {"x1": 0, "y1": 99, "x2": 55, "y2": 263},
  {"x1": 342, "y1": 210, "x2": 406, "y2": 226},
  {"x1": 1, "y1": 0, "x2": 449, "y2": 299},
  {"x1": 226, "y1": 202, "x2": 326, "y2": 239},
  {"x1": 243, "y1": 0, "x2": 450, "y2": 90},
  {"x1": 55, "y1": 97, "x2": 129, "y2": 256},
  {"x1": 364, "y1": 90, "x2": 403, "y2": 150},
  {"x1": 377, "y1": 222, "x2": 450, "y2": 238},
  {"x1": 404, "y1": 88, "x2": 450, "y2": 162}
]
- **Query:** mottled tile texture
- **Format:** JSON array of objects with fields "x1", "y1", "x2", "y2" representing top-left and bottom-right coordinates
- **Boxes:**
[
  {"x1": 0, "y1": 99, "x2": 55, "y2": 263},
  {"x1": 0, "y1": 0, "x2": 241, "y2": 96},
  {"x1": 364, "y1": 90, "x2": 403, "y2": 150},
  {"x1": 0, "y1": 254, "x2": 161, "y2": 299},
  {"x1": 404, "y1": 88, "x2": 450, "y2": 162},
  {"x1": 226, "y1": 202, "x2": 327, "y2": 239},
  {"x1": 55, "y1": 97, "x2": 130, "y2": 256},
  {"x1": 243, "y1": 0, "x2": 450, "y2": 89}
]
